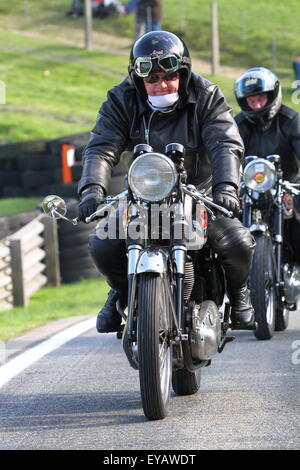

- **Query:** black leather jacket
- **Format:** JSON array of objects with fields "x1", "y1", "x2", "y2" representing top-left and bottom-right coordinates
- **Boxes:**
[
  {"x1": 78, "y1": 72, "x2": 244, "y2": 195},
  {"x1": 235, "y1": 104, "x2": 300, "y2": 183}
]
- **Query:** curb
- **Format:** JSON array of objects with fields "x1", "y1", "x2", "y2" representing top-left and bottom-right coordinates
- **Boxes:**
[{"x1": 4, "y1": 314, "x2": 95, "y2": 362}]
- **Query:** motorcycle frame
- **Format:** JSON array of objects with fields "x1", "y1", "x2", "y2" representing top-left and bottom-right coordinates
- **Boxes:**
[
  {"x1": 41, "y1": 159, "x2": 234, "y2": 376},
  {"x1": 242, "y1": 177, "x2": 287, "y2": 299},
  {"x1": 124, "y1": 179, "x2": 232, "y2": 373}
]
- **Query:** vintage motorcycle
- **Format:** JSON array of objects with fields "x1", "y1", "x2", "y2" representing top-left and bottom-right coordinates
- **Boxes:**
[
  {"x1": 241, "y1": 154, "x2": 300, "y2": 341},
  {"x1": 43, "y1": 143, "x2": 239, "y2": 421}
]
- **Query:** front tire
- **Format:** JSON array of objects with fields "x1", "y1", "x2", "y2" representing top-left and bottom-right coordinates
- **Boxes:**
[
  {"x1": 250, "y1": 234, "x2": 276, "y2": 340},
  {"x1": 138, "y1": 273, "x2": 172, "y2": 420},
  {"x1": 275, "y1": 306, "x2": 289, "y2": 331}
]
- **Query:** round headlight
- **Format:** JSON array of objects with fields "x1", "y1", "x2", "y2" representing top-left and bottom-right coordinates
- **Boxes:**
[
  {"x1": 128, "y1": 152, "x2": 178, "y2": 201},
  {"x1": 243, "y1": 158, "x2": 277, "y2": 193}
]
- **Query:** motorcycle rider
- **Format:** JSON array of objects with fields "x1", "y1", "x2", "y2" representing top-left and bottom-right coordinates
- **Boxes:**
[
  {"x1": 234, "y1": 67, "x2": 300, "y2": 265},
  {"x1": 78, "y1": 30, "x2": 256, "y2": 333}
]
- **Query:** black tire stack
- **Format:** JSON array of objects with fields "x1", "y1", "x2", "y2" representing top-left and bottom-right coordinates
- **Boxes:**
[
  {"x1": 57, "y1": 199, "x2": 99, "y2": 284},
  {"x1": 0, "y1": 210, "x2": 40, "y2": 240},
  {"x1": 0, "y1": 133, "x2": 128, "y2": 199},
  {"x1": 70, "y1": 158, "x2": 127, "y2": 197},
  {"x1": 0, "y1": 133, "x2": 128, "y2": 283}
]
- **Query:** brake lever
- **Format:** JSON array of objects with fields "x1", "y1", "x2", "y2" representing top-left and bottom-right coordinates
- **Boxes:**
[
  {"x1": 280, "y1": 180, "x2": 300, "y2": 196},
  {"x1": 85, "y1": 190, "x2": 129, "y2": 224},
  {"x1": 85, "y1": 200, "x2": 116, "y2": 223},
  {"x1": 183, "y1": 186, "x2": 234, "y2": 218}
]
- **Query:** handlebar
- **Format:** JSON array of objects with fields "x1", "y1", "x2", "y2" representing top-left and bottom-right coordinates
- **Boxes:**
[
  {"x1": 44, "y1": 185, "x2": 234, "y2": 226},
  {"x1": 280, "y1": 180, "x2": 300, "y2": 196},
  {"x1": 183, "y1": 185, "x2": 234, "y2": 219},
  {"x1": 84, "y1": 190, "x2": 129, "y2": 223},
  {"x1": 85, "y1": 186, "x2": 234, "y2": 224}
]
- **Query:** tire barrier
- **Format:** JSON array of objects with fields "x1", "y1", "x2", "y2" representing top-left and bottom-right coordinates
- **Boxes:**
[
  {"x1": 0, "y1": 210, "x2": 40, "y2": 239},
  {"x1": 0, "y1": 132, "x2": 127, "y2": 199},
  {"x1": 57, "y1": 199, "x2": 99, "y2": 284},
  {"x1": 0, "y1": 132, "x2": 128, "y2": 287}
]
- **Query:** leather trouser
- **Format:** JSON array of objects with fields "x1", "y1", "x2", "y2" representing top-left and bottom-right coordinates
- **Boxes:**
[
  {"x1": 88, "y1": 211, "x2": 255, "y2": 297},
  {"x1": 285, "y1": 215, "x2": 300, "y2": 265}
]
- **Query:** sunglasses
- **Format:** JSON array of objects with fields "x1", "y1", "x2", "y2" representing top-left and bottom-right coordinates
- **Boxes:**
[
  {"x1": 144, "y1": 71, "x2": 179, "y2": 84},
  {"x1": 134, "y1": 55, "x2": 179, "y2": 77}
]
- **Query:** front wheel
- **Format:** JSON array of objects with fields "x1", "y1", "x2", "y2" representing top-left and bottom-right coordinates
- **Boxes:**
[
  {"x1": 172, "y1": 367, "x2": 201, "y2": 396},
  {"x1": 250, "y1": 234, "x2": 276, "y2": 340},
  {"x1": 138, "y1": 273, "x2": 172, "y2": 420}
]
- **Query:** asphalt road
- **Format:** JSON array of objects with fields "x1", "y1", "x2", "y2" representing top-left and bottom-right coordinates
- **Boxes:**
[{"x1": 0, "y1": 311, "x2": 299, "y2": 451}]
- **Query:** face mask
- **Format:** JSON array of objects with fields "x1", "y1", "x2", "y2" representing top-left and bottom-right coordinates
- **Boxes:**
[{"x1": 148, "y1": 92, "x2": 179, "y2": 109}]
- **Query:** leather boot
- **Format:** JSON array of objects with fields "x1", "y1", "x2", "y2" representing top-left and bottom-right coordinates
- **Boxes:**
[
  {"x1": 228, "y1": 285, "x2": 256, "y2": 330},
  {"x1": 96, "y1": 289, "x2": 127, "y2": 333}
]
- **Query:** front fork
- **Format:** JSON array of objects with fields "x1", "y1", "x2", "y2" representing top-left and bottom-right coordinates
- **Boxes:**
[
  {"x1": 125, "y1": 243, "x2": 187, "y2": 339},
  {"x1": 125, "y1": 201, "x2": 188, "y2": 342},
  {"x1": 273, "y1": 189, "x2": 284, "y2": 293},
  {"x1": 243, "y1": 192, "x2": 283, "y2": 292}
]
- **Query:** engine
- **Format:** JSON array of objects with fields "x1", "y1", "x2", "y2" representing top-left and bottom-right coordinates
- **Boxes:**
[
  {"x1": 189, "y1": 301, "x2": 221, "y2": 361},
  {"x1": 283, "y1": 263, "x2": 300, "y2": 304}
]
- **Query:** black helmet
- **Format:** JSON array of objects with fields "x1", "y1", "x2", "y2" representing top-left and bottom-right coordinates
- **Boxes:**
[
  {"x1": 234, "y1": 67, "x2": 282, "y2": 129},
  {"x1": 128, "y1": 30, "x2": 192, "y2": 100}
]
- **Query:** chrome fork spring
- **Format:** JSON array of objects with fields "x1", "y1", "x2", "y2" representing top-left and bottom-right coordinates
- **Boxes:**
[{"x1": 184, "y1": 260, "x2": 195, "y2": 301}]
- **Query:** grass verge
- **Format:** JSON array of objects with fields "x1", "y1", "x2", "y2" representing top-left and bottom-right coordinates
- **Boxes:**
[
  {"x1": 1, "y1": 0, "x2": 299, "y2": 70},
  {"x1": 0, "y1": 28, "x2": 299, "y2": 144},
  {"x1": 0, "y1": 277, "x2": 109, "y2": 341},
  {"x1": 0, "y1": 198, "x2": 40, "y2": 216},
  {"x1": 0, "y1": 29, "x2": 128, "y2": 143}
]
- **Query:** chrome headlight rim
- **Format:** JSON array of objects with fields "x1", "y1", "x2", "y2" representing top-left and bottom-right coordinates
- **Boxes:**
[
  {"x1": 128, "y1": 152, "x2": 178, "y2": 202},
  {"x1": 243, "y1": 158, "x2": 277, "y2": 193}
]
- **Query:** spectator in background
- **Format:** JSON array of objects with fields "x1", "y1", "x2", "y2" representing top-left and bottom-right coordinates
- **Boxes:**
[
  {"x1": 293, "y1": 55, "x2": 300, "y2": 88},
  {"x1": 66, "y1": 0, "x2": 118, "y2": 19},
  {"x1": 65, "y1": 0, "x2": 84, "y2": 17},
  {"x1": 119, "y1": 0, "x2": 162, "y2": 39}
]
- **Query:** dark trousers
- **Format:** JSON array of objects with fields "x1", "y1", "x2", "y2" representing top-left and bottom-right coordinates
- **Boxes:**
[
  {"x1": 286, "y1": 215, "x2": 300, "y2": 264},
  {"x1": 88, "y1": 212, "x2": 255, "y2": 296}
]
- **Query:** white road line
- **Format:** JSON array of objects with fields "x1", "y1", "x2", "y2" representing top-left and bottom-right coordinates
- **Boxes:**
[{"x1": 0, "y1": 317, "x2": 96, "y2": 389}]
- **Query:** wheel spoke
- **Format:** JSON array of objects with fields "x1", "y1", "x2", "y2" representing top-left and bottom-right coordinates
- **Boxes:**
[{"x1": 159, "y1": 341, "x2": 168, "y2": 372}]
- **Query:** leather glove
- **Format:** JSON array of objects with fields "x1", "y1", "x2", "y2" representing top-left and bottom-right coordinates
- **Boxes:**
[
  {"x1": 213, "y1": 183, "x2": 240, "y2": 217},
  {"x1": 78, "y1": 184, "x2": 105, "y2": 222}
]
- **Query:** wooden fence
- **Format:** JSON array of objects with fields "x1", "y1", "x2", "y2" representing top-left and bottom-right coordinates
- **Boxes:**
[
  {"x1": 0, "y1": 240, "x2": 13, "y2": 311},
  {"x1": 0, "y1": 215, "x2": 60, "y2": 309}
]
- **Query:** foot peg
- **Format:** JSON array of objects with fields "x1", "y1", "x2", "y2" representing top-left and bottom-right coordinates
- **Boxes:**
[
  {"x1": 286, "y1": 303, "x2": 297, "y2": 311},
  {"x1": 218, "y1": 335, "x2": 235, "y2": 353},
  {"x1": 116, "y1": 324, "x2": 125, "y2": 339}
]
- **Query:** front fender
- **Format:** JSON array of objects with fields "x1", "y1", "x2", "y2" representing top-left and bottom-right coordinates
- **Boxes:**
[
  {"x1": 136, "y1": 249, "x2": 168, "y2": 274},
  {"x1": 249, "y1": 222, "x2": 269, "y2": 234}
]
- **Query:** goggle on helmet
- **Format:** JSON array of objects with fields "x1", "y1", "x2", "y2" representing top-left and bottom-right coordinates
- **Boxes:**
[
  {"x1": 134, "y1": 55, "x2": 180, "y2": 78},
  {"x1": 128, "y1": 31, "x2": 192, "y2": 99}
]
